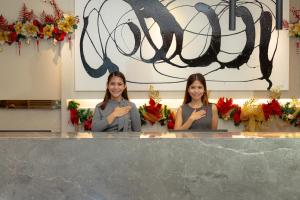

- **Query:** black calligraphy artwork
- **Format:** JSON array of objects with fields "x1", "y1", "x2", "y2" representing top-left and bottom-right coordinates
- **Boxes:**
[{"x1": 77, "y1": 0, "x2": 288, "y2": 90}]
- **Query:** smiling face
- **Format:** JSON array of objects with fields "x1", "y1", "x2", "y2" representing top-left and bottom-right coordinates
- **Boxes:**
[
  {"x1": 188, "y1": 80, "x2": 205, "y2": 102},
  {"x1": 107, "y1": 76, "x2": 126, "y2": 101}
]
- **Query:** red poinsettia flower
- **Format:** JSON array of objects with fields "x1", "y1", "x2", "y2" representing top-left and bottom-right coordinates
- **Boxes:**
[
  {"x1": 69, "y1": 108, "x2": 79, "y2": 125},
  {"x1": 0, "y1": 15, "x2": 8, "y2": 30},
  {"x1": 139, "y1": 97, "x2": 164, "y2": 125},
  {"x1": 145, "y1": 98, "x2": 162, "y2": 118},
  {"x1": 53, "y1": 27, "x2": 66, "y2": 41},
  {"x1": 83, "y1": 117, "x2": 92, "y2": 131},
  {"x1": 167, "y1": 120, "x2": 175, "y2": 129},
  {"x1": 216, "y1": 97, "x2": 236, "y2": 116},
  {"x1": 8, "y1": 31, "x2": 17, "y2": 43},
  {"x1": 8, "y1": 24, "x2": 15, "y2": 31},
  {"x1": 33, "y1": 19, "x2": 41, "y2": 27},
  {"x1": 167, "y1": 112, "x2": 175, "y2": 129},
  {"x1": 38, "y1": 32, "x2": 44, "y2": 39},
  {"x1": 149, "y1": 97, "x2": 155, "y2": 106},
  {"x1": 232, "y1": 106, "x2": 241, "y2": 125},
  {"x1": 168, "y1": 112, "x2": 174, "y2": 121},
  {"x1": 44, "y1": 15, "x2": 54, "y2": 24},
  {"x1": 262, "y1": 99, "x2": 282, "y2": 120}
]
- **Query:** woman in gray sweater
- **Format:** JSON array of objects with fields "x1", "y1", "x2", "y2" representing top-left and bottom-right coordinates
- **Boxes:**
[{"x1": 91, "y1": 71, "x2": 141, "y2": 132}]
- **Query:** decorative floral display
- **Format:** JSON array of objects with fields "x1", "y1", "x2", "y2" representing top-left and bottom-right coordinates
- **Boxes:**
[
  {"x1": 287, "y1": 22, "x2": 300, "y2": 38},
  {"x1": 240, "y1": 99, "x2": 266, "y2": 132},
  {"x1": 217, "y1": 96, "x2": 300, "y2": 131},
  {"x1": 216, "y1": 97, "x2": 241, "y2": 126},
  {"x1": 68, "y1": 88, "x2": 299, "y2": 132},
  {"x1": 286, "y1": 7, "x2": 300, "y2": 38},
  {"x1": 281, "y1": 100, "x2": 300, "y2": 127},
  {"x1": 283, "y1": 7, "x2": 300, "y2": 52},
  {"x1": 68, "y1": 101, "x2": 93, "y2": 131},
  {"x1": 138, "y1": 86, "x2": 175, "y2": 129},
  {"x1": 139, "y1": 97, "x2": 175, "y2": 130},
  {"x1": 262, "y1": 99, "x2": 282, "y2": 120},
  {"x1": 0, "y1": 0, "x2": 79, "y2": 54},
  {"x1": 68, "y1": 96, "x2": 300, "y2": 132}
]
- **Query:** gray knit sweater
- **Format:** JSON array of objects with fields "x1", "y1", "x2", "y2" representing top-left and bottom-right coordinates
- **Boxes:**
[{"x1": 91, "y1": 99, "x2": 141, "y2": 132}]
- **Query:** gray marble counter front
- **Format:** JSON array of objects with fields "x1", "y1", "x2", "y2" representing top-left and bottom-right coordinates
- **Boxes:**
[{"x1": 0, "y1": 132, "x2": 299, "y2": 200}]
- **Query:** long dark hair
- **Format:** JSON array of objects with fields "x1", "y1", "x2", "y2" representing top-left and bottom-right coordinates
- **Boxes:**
[
  {"x1": 100, "y1": 71, "x2": 129, "y2": 110},
  {"x1": 183, "y1": 73, "x2": 209, "y2": 105}
]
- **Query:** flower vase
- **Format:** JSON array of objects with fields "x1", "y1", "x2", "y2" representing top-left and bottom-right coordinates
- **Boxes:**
[
  {"x1": 74, "y1": 124, "x2": 84, "y2": 132},
  {"x1": 218, "y1": 119, "x2": 244, "y2": 132},
  {"x1": 141, "y1": 121, "x2": 168, "y2": 132}
]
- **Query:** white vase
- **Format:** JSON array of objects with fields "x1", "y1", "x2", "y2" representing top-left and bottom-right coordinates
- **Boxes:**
[
  {"x1": 141, "y1": 121, "x2": 168, "y2": 132},
  {"x1": 218, "y1": 119, "x2": 244, "y2": 132}
]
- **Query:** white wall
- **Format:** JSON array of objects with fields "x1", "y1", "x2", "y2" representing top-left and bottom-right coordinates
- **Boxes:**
[
  {"x1": 0, "y1": 0, "x2": 299, "y2": 132},
  {"x1": 0, "y1": 0, "x2": 65, "y2": 131}
]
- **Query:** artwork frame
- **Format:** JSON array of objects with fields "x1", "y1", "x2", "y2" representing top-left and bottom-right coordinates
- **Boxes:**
[{"x1": 75, "y1": 0, "x2": 289, "y2": 91}]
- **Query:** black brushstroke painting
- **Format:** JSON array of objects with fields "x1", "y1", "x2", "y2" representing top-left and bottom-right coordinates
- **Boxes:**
[{"x1": 79, "y1": 0, "x2": 282, "y2": 90}]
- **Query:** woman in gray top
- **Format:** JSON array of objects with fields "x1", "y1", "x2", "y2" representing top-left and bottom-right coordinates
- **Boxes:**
[
  {"x1": 92, "y1": 71, "x2": 141, "y2": 132},
  {"x1": 174, "y1": 73, "x2": 218, "y2": 131}
]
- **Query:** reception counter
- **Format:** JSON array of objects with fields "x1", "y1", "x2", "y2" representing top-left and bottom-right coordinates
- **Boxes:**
[{"x1": 0, "y1": 132, "x2": 299, "y2": 200}]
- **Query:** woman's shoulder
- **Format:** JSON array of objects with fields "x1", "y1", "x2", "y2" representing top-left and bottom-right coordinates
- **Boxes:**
[
  {"x1": 93, "y1": 103, "x2": 101, "y2": 112},
  {"x1": 128, "y1": 100, "x2": 137, "y2": 108},
  {"x1": 209, "y1": 103, "x2": 217, "y2": 111},
  {"x1": 181, "y1": 104, "x2": 188, "y2": 108},
  {"x1": 176, "y1": 105, "x2": 183, "y2": 112},
  {"x1": 95, "y1": 102, "x2": 103, "y2": 108}
]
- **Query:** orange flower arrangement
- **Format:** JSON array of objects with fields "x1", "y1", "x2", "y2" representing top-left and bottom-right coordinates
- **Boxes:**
[{"x1": 138, "y1": 86, "x2": 175, "y2": 129}]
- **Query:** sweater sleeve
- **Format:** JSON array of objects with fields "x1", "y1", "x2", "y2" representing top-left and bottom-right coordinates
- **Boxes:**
[
  {"x1": 130, "y1": 102, "x2": 142, "y2": 132},
  {"x1": 91, "y1": 105, "x2": 109, "y2": 132}
]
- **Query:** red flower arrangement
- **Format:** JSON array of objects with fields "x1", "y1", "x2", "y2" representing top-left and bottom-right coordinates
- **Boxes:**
[
  {"x1": 167, "y1": 112, "x2": 175, "y2": 129},
  {"x1": 216, "y1": 97, "x2": 241, "y2": 125},
  {"x1": 68, "y1": 101, "x2": 93, "y2": 131},
  {"x1": 216, "y1": 93, "x2": 300, "y2": 131},
  {"x1": 141, "y1": 97, "x2": 162, "y2": 125},
  {"x1": 139, "y1": 97, "x2": 175, "y2": 129},
  {"x1": 68, "y1": 100, "x2": 79, "y2": 125},
  {"x1": 262, "y1": 99, "x2": 282, "y2": 120},
  {"x1": 83, "y1": 117, "x2": 93, "y2": 131},
  {"x1": 0, "y1": 0, "x2": 79, "y2": 54}
]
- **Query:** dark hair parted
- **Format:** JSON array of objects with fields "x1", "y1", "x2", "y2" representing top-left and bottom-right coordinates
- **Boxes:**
[
  {"x1": 100, "y1": 71, "x2": 129, "y2": 110},
  {"x1": 183, "y1": 73, "x2": 209, "y2": 105}
]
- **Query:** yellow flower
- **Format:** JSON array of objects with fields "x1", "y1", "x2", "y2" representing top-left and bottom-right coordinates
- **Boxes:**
[
  {"x1": 58, "y1": 20, "x2": 73, "y2": 33},
  {"x1": 289, "y1": 23, "x2": 300, "y2": 37},
  {"x1": 64, "y1": 14, "x2": 77, "y2": 26},
  {"x1": 290, "y1": 99, "x2": 300, "y2": 107},
  {"x1": 0, "y1": 32, "x2": 6, "y2": 44},
  {"x1": 240, "y1": 99, "x2": 265, "y2": 131},
  {"x1": 0, "y1": 31, "x2": 10, "y2": 44},
  {"x1": 43, "y1": 24, "x2": 54, "y2": 38},
  {"x1": 24, "y1": 22, "x2": 39, "y2": 37},
  {"x1": 293, "y1": 26, "x2": 300, "y2": 33},
  {"x1": 14, "y1": 22, "x2": 23, "y2": 34}
]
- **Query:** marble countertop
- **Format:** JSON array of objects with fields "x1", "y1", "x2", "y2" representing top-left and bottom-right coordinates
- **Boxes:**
[
  {"x1": 0, "y1": 131, "x2": 300, "y2": 200},
  {"x1": 0, "y1": 131, "x2": 299, "y2": 139}
]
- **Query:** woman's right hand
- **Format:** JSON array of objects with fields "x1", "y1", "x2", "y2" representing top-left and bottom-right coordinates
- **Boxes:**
[
  {"x1": 189, "y1": 109, "x2": 206, "y2": 121},
  {"x1": 112, "y1": 106, "x2": 132, "y2": 117}
]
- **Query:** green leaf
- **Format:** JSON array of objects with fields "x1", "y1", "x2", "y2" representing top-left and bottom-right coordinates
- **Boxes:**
[{"x1": 68, "y1": 100, "x2": 80, "y2": 110}]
